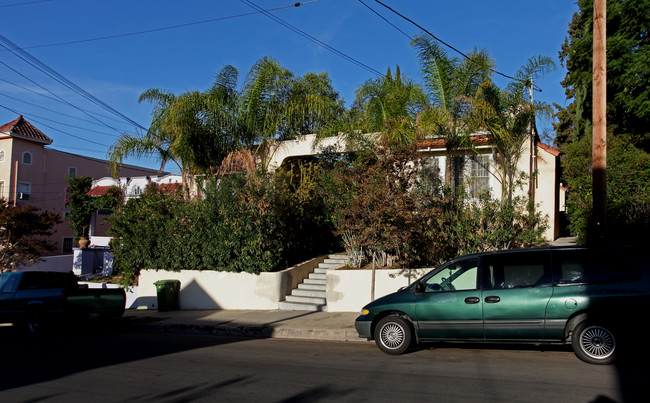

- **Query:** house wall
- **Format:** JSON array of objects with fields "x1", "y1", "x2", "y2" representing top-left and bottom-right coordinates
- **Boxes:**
[{"x1": 4, "y1": 137, "x2": 161, "y2": 255}]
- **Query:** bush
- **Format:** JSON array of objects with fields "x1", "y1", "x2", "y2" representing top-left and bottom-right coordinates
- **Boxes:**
[{"x1": 563, "y1": 133, "x2": 650, "y2": 245}]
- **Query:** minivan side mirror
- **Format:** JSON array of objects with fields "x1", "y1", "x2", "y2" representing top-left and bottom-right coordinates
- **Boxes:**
[{"x1": 414, "y1": 282, "x2": 425, "y2": 294}]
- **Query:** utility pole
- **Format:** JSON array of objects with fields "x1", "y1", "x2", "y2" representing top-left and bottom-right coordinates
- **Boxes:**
[
  {"x1": 529, "y1": 74, "x2": 536, "y2": 204},
  {"x1": 593, "y1": 0, "x2": 607, "y2": 241}
]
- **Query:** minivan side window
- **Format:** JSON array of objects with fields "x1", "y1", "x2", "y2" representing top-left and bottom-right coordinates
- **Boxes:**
[
  {"x1": 482, "y1": 251, "x2": 552, "y2": 290},
  {"x1": 423, "y1": 258, "x2": 479, "y2": 292},
  {"x1": 554, "y1": 249, "x2": 641, "y2": 285}
]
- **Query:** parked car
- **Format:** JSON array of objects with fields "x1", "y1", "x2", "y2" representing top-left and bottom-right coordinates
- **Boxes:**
[
  {"x1": 355, "y1": 246, "x2": 650, "y2": 364},
  {"x1": 0, "y1": 271, "x2": 126, "y2": 333}
]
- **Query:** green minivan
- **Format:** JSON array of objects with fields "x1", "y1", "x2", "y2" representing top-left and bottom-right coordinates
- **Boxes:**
[{"x1": 355, "y1": 246, "x2": 650, "y2": 364}]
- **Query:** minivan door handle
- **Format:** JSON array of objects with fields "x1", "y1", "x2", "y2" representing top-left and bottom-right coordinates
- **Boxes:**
[
  {"x1": 485, "y1": 296, "x2": 501, "y2": 303},
  {"x1": 464, "y1": 297, "x2": 480, "y2": 304}
]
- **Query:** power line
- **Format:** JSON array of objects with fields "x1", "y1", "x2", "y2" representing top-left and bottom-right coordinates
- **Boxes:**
[
  {"x1": 0, "y1": 103, "x2": 111, "y2": 147},
  {"x1": 370, "y1": 0, "x2": 521, "y2": 83},
  {"x1": 2, "y1": 1, "x2": 319, "y2": 51},
  {"x1": 0, "y1": 88, "x2": 130, "y2": 131},
  {"x1": 0, "y1": 77, "x2": 135, "y2": 127},
  {"x1": 0, "y1": 0, "x2": 52, "y2": 8},
  {"x1": 241, "y1": 0, "x2": 383, "y2": 76},
  {"x1": 0, "y1": 33, "x2": 147, "y2": 130}
]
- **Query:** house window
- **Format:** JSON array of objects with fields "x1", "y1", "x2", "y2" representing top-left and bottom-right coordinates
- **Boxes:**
[
  {"x1": 468, "y1": 156, "x2": 490, "y2": 199},
  {"x1": 17, "y1": 182, "x2": 31, "y2": 201},
  {"x1": 0, "y1": 181, "x2": 4, "y2": 198},
  {"x1": 420, "y1": 157, "x2": 442, "y2": 194},
  {"x1": 451, "y1": 155, "x2": 491, "y2": 199},
  {"x1": 0, "y1": 150, "x2": 4, "y2": 162},
  {"x1": 68, "y1": 167, "x2": 77, "y2": 178},
  {"x1": 62, "y1": 237, "x2": 74, "y2": 254},
  {"x1": 22, "y1": 151, "x2": 32, "y2": 165}
]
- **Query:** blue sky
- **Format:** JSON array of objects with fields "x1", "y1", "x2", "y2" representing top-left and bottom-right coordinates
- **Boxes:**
[{"x1": 0, "y1": 0, "x2": 579, "y2": 173}]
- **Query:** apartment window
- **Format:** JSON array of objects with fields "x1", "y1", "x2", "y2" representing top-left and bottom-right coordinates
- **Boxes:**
[
  {"x1": 62, "y1": 237, "x2": 74, "y2": 254},
  {"x1": 17, "y1": 182, "x2": 31, "y2": 201},
  {"x1": 22, "y1": 151, "x2": 32, "y2": 165},
  {"x1": 68, "y1": 167, "x2": 77, "y2": 178}
]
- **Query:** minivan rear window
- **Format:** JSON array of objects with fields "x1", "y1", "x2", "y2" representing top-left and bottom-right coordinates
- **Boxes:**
[{"x1": 554, "y1": 249, "x2": 641, "y2": 284}]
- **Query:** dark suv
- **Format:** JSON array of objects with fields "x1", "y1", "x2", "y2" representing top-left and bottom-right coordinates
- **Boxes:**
[{"x1": 355, "y1": 246, "x2": 649, "y2": 364}]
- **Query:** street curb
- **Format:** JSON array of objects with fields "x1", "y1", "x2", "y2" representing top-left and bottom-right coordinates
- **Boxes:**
[{"x1": 127, "y1": 321, "x2": 367, "y2": 343}]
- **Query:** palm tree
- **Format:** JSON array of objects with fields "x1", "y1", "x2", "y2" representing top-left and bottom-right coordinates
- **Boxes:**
[
  {"x1": 109, "y1": 57, "x2": 346, "y2": 180},
  {"x1": 468, "y1": 55, "x2": 556, "y2": 202},
  {"x1": 411, "y1": 34, "x2": 494, "y2": 185}
]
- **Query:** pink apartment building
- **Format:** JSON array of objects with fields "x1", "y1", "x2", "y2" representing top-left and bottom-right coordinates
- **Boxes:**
[{"x1": 0, "y1": 115, "x2": 161, "y2": 255}]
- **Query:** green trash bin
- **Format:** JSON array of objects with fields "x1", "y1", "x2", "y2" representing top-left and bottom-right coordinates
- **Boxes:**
[{"x1": 154, "y1": 280, "x2": 180, "y2": 311}]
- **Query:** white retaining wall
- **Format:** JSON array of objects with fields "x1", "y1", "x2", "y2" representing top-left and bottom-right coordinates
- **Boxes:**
[
  {"x1": 326, "y1": 267, "x2": 431, "y2": 312},
  {"x1": 133, "y1": 257, "x2": 325, "y2": 310}
]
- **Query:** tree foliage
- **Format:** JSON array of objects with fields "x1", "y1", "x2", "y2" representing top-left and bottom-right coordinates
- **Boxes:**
[
  {"x1": 557, "y1": 0, "x2": 650, "y2": 149},
  {"x1": 108, "y1": 57, "x2": 344, "y2": 180},
  {"x1": 556, "y1": 0, "x2": 650, "y2": 245},
  {"x1": 0, "y1": 200, "x2": 60, "y2": 271}
]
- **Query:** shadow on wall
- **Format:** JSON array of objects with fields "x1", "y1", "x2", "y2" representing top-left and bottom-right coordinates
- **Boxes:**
[
  {"x1": 132, "y1": 279, "x2": 222, "y2": 310},
  {"x1": 388, "y1": 267, "x2": 431, "y2": 285}
]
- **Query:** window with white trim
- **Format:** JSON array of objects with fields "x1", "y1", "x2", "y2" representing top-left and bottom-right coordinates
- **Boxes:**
[{"x1": 468, "y1": 156, "x2": 490, "y2": 199}]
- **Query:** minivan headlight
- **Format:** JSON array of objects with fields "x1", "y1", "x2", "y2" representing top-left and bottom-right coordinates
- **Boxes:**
[{"x1": 360, "y1": 309, "x2": 370, "y2": 316}]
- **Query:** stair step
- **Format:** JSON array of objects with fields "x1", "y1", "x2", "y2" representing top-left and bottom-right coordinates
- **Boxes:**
[
  {"x1": 309, "y1": 273, "x2": 326, "y2": 280},
  {"x1": 292, "y1": 289, "x2": 326, "y2": 298},
  {"x1": 324, "y1": 258, "x2": 348, "y2": 265},
  {"x1": 314, "y1": 267, "x2": 329, "y2": 274},
  {"x1": 286, "y1": 295, "x2": 326, "y2": 305},
  {"x1": 298, "y1": 283, "x2": 326, "y2": 292},
  {"x1": 278, "y1": 301, "x2": 327, "y2": 312},
  {"x1": 318, "y1": 263, "x2": 342, "y2": 269},
  {"x1": 328, "y1": 254, "x2": 349, "y2": 261},
  {"x1": 302, "y1": 278, "x2": 326, "y2": 286}
]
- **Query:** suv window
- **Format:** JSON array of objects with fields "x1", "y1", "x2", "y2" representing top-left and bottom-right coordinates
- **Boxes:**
[
  {"x1": 482, "y1": 251, "x2": 552, "y2": 290},
  {"x1": 423, "y1": 258, "x2": 478, "y2": 292},
  {"x1": 18, "y1": 272, "x2": 77, "y2": 290},
  {"x1": 554, "y1": 249, "x2": 641, "y2": 285}
]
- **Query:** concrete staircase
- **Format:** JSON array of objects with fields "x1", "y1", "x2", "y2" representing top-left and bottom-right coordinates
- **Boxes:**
[{"x1": 278, "y1": 254, "x2": 349, "y2": 312}]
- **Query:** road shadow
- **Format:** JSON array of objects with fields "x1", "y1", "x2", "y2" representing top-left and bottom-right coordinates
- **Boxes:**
[{"x1": 0, "y1": 319, "x2": 251, "y2": 392}]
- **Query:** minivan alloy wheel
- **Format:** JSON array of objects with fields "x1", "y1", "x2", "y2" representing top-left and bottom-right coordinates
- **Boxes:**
[
  {"x1": 580, "y1": 326, "x2": 615, "y2": 358},
  {"x1": 374, "y1": 316, "x2": 413, "y2": 355},
  {"x1": 572, "y1": 322, "x2": 617, "y2": 364}
]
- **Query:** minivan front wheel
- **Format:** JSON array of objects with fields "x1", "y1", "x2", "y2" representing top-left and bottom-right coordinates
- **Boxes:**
[
  {"x1": 374, "y1": 315, "x2": 413, "y2": 355},
  {"x1": 572, "y1": 322, "x2": 616, "y2": 365}
]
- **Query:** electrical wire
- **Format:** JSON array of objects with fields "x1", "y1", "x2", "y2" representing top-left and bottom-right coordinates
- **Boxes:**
[
  {"x1": 0, "y1": 33, "x2": 147, "y2": 130},
  {"x1": 240, "y1": 0, "x2": 383, "y2": 76},
  {"x1": 369, "y1": 0, "x2": 544, "y2": 91},
  {"x1": 0, "y1": 103, "x2": 111, "y2": 147},
  {"x1": 0, "y1": 0, "x2": 52, "y2": 8},
  {"x1": 2, "y1": 1, "x2": 320, "y2": 51}
]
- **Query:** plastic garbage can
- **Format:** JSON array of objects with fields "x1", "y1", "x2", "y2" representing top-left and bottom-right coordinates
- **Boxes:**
[{"x1": 154, "y1": 279, "x2": 180, "y2": 311}]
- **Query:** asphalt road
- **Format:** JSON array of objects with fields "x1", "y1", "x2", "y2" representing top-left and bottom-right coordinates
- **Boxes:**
[{"x1": 1, "y1": 324, "x2": 647, "y2": 402}]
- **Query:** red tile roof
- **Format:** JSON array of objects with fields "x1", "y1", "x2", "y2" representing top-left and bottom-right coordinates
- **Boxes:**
[
  {"x1": 86, "y1": 186, "x2": 116, "y2": 196},
  {"x1": 417, "y1": 135, "x2": 491, "y2": 148},
  {"x1": 536, "y1": 141, "x2": 561, "y2": 157},
  {"x1": 0, "y1": 115, "x2": 53, "y2": 145}
]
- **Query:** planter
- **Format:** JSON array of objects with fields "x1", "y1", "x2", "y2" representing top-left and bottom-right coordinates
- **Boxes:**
[{"x1": 78, "y1": 237, "x2": 90, "y2": 248}]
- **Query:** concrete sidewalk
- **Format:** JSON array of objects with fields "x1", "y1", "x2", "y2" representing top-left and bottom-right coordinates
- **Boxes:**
[{"x1": 122, "y1": 309, "x2": 366, "y2": 343}]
